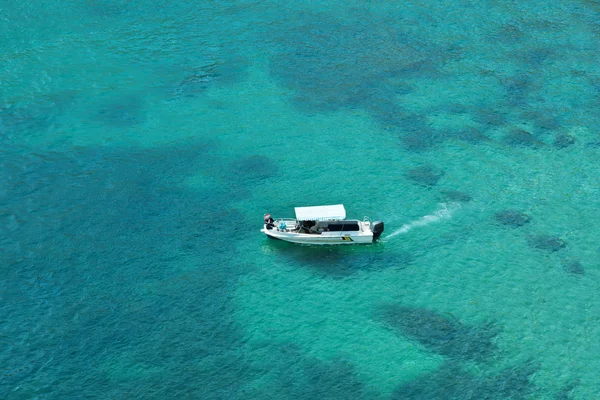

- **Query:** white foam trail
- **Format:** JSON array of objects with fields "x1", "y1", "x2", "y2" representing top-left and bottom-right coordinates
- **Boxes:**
[{"x1": 385, "y1": 202, "x2": 461, "y2": 239}]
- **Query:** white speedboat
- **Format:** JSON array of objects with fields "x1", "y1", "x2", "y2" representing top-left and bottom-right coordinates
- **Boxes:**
[{"x1": 261, "y1": 204, "x2": 384, "y2": 245}]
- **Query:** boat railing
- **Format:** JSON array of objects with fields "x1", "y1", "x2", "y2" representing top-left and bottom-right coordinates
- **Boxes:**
[
  {"x1": 362, "y1": 216, "x2": 372, "y2": 232},
  {"x1": 273, "y1": 218, "x2": 298, "y2": 232}
]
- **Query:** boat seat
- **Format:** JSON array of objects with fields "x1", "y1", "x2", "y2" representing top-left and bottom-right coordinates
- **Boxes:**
[{"x1": 309, "y1": 225, "x2": 322, "y2": 234}]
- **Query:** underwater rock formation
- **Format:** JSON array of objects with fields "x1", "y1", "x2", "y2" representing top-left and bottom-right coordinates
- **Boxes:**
[
  {"x1": 401, "y1": 129, "x2": 444, "y2": 152},
  {"x1": 377, "y1": 305, "x2": 497, "y2": 362},
  {"x1": 1, "y1": 140, "x2": 257, "y2": 398},
  {"x1": 229, "y1": 155, "x2": 278, "y2": 184},
  {"x1": 586, "y1": 141, "x2": 600, "y2": 148},
  {"x1": 95, "y1": 95, "x2": 146, "y2": 127},
  {"x1": 392, "y1": 361, "x2": 537, "y2": 400},
  {"x1": 267, "y1": 11, "x2": 456, "y2": 117},
  {"x1": 248, "y1": 345, "x2": 369, "y2": 400},
  {"x1": 527, "y1": 234, "x2": 567, "y2": 252},
  {"x1": 561, "y1": 259, "x2": 584, "y2": 275},
  {"x1": 439, "y1": 190, "x2": 472, "y2": 203},
  {"x1": 405, "y1": 166, "x2": 445, "y2": 187},
  {"x1": 450, "y1": 127, "x2": 491, "y2": 144},
  {"x1": 473, "y1": 108, "x2": 506, "y2": 127},
  {"x1": 500, "y1": 74, "x2": 538, "y2": 106},
  {"x1": 503, "y1": 129, "x2": 545, "y2": 148},
  {"x1": 494, "y1": 209, "x2": 531, "y2": 227},
  {"x1": 554, "y1": 380, "x2": 579, "y2": 400},
  {"x1": 553, "y1": 133, "x2": 576, "y2": 149}
]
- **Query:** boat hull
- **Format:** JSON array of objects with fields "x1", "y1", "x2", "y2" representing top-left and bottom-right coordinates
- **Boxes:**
[{"x1": 261, "y1": 228, "x2": 374, "y2": 245}]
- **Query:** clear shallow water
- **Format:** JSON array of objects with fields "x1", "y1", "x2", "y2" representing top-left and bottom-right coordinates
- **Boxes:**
[{"x1": 2, "y1": 0, "x2": 600, "y2": 398}]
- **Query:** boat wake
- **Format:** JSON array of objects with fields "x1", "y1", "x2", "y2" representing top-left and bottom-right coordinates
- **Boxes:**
[{"x1": 385, "y1": 202, "x2": 461, "y2": 240}]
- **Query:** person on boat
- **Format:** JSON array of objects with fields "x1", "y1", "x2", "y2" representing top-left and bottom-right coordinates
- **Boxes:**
[{"x1": 264, "y1": 213, "x2": 275, "y2": 230}]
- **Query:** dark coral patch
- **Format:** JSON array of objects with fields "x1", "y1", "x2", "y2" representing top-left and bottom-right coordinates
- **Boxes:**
[
  {"x1": 266, "y1": 11, "x2": 467, "y2": 145},
  {"x1": 0, "y1": 104, "x2": 51, "y2": 136},
  {"x1": 267, "y1": 12, "x2": 452, "y2": 116},
  {"x1": 439, "y1": 190, "x2": 472, "y2": 203},
  {"x1": 586, "y1": 141, "x2": 600, "y2": 148},
  {"x1": 494, "y1": 23, "x2": 526, "y2": 43},
  {"x1": 561, "y1": 259, "x2": 584, "y2": 275},
  {"x1": 377, "y1": 305, "x2": 497, "y2": 362},
  {"x1": 401, "y1": 129, "x2": 445, "y2": 152},
  {"x1": 229, "y1": 155, "x2": 278, "y2": 184},
  {"x1": 553, "y1": 133, "x2": 576, "y2": 149},
  {"x1": 392, "y1": 361, "x2": 537, "y2": 400},
  {"x1": 405, "y1": 165, "x2": 444, "y2": 187},
  {"x1": 450, "y1": 127, "x2": 491, "y2": 143},
  {"x1": 500, "y1": 75, "x2": 536, "y2": 105},
  {"x1": 0, "y1": 140, "x2": 259, "y2": 398},
  {"x1": 494, "y1": 209, "x2": 531, "y2": 227},
  {"x1": 252, "y1": 345, "x2": 369, "y2": 399},
  {"x1": 503, "y1": 129, "x2": 545, "y2": 148},
  {"x1": 473, "y1": 108, "x2": 507, "y2": 127},
  {"x1": 530, "y1": 112, "x2": 562, "y2": 132},
  {"x1": 95, "y1": 95, "x2": 146, "y2": 127},
  {"x1": 520, "y1": 47, "x2": 555, "y2": 67},
  {"x1": 554, "y1": 380, "x2": 579, "y2": 400},
  {"x1": 396, "y1": 116, "x2": 443, "y2": 152},
  {"x1": 0, "y1": 95, "x2": 75, "y2": 142},
  {"x1": 83, "y1": 0, "x2": 131, "y2": 18},
  {"x1": 527, "y1": 234, "x2": 567, "y2": 252},
  {"x1": 368, "y1": 100, "x2": 415, "y2": 130}
]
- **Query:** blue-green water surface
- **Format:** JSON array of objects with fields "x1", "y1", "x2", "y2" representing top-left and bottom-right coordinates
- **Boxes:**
[{"x1": 2, "y1": 1, "x2": 600, "y2": 398}]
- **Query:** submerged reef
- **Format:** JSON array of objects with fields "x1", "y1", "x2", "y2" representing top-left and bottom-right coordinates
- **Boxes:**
[
  {"x1": 503, "y1": 129, "x2": 546, "y2": 148},
  {"x1": 554, "y1": 380, "x2": 579, "y2": 400},
  {"x1": 229, "y1": 155, "x2": 278, "y2": 184},
  {"x1": 561, "y1": 259, "x2": 584, "y2": 275},
  {"x1": 449, "y1": 127, "x2": 491, "y2": 144},
  {"x1": 400, "y1": 127, "x2": 445, "y2": 152},
  {"x1": 500, "y1": 74, "x2": 538, "y2": 106},
  {"x1": 494, "y1": 209, "x2": 531, "y2": 227},
  {"x1": 553, "y1": 133, "x2": 576, "y2": 149},
  {"x1": 439, "y1": 190, "x2": 473, "y2": 203},
  {"x1": 405, "y1": 165, "x2": 445, "y2": 187},
  {"x1": 95, "y1": 95, "x2": 146, "y2": 127},
  {"x1": 392, "y1": 361, "x2": 537, "y2": 400},
  {"x1": 473, "y1": 108, "x2": 507, "y2": 127},
  {"x1": 377, "y1": 304, "x2": 498, "y2": 363},
  {"x1": 246, "y1": 345, "x2": 369, "y2": 400},
  {"x1": 527, "y1": 234, "x2": 567, "y2": 252},
  {"x1": 267, "y1": 10, "x2": 459, "y2": 125},
  {"x1": 0, "y1": 140, "x2": 259, "y2": 399}
]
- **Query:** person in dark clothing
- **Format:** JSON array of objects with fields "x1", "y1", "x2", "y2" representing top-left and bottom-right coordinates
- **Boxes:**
[{"x1": 264, "y1": 213, "x2": 275, "y2": 230}]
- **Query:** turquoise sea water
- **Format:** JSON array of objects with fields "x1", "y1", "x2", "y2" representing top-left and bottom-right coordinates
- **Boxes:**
[{"x1": 2, "y1": 0, "x2": 600, "y2": 398}]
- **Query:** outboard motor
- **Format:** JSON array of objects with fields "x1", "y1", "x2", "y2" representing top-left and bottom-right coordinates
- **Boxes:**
[{"x1": 372, "y1": 221, "x2": 384, "y2": 241}]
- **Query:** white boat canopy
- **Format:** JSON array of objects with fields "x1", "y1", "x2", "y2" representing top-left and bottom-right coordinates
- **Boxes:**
[{"x1": 294, "y1": 204, "x2": 346, "y2": 221}]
